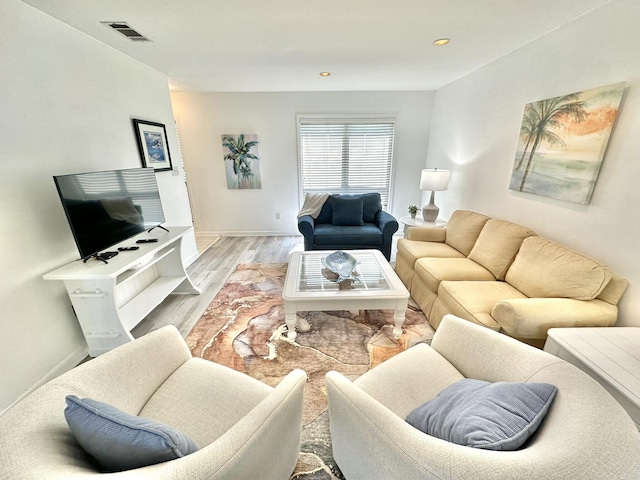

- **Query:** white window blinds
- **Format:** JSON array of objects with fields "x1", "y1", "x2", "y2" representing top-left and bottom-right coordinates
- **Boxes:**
[{"x1": 298, "y1": 117, "x2": 395, "y2": 208}]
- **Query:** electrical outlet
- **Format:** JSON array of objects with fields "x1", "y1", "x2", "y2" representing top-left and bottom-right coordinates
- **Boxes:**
[{"x1": 275, "y1": 212, "x2": 281, "y2": 220}]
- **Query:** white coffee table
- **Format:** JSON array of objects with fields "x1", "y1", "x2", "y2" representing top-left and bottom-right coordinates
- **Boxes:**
[{"x1": 283, "y1": 250, "x2": 410, "y2": 342}]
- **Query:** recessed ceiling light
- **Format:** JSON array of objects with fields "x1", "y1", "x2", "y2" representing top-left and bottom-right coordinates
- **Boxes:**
[
  {"x1": 319, "y1": 72, "x2": 331, "y2": 77},
  {"x1": 433, "y1": 38, "x2": 450, "y2": 46}
]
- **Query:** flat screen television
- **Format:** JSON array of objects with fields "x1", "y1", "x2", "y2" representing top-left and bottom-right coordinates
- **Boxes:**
[{"x1": 53, "y1": 167, "x2": 166, "y2": 260}]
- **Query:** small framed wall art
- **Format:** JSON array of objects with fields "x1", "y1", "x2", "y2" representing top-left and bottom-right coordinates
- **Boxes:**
[{"x1": 132, "y1": 119, "x2": 173, "y2": 172}]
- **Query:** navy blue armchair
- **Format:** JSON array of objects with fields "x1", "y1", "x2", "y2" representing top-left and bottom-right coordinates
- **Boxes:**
[{"x1": 297, "y1": 193, "x2": 398, "y2": 260}]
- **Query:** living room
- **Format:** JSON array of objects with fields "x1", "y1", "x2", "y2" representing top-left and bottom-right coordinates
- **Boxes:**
[{"x1": 2, "y1": 0, "x2": 639, "y2": 449}]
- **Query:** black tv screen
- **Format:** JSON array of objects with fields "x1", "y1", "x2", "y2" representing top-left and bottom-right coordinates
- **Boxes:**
[{"x1": 53, "y1": 168, "x2": 166, "y2": 259}]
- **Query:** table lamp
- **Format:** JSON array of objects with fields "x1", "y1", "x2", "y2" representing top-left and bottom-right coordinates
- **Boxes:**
[{"x1": 420, "y1": 168, "x2": 450, "y2": 222}]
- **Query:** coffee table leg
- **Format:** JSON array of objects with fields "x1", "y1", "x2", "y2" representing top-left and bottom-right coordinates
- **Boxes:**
[
  {"x1": 285, "y1": 312, "x2": 298, "y2": 342},
  {"x1": 393, "y1": 309, "x2": 406, "y2": 338}
]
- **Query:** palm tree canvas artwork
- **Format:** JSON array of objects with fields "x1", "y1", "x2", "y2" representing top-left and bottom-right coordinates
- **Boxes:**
[
  {"x1": 222, "y1": 134, "x2": 261, "y2": 189},
  {"x1": 510, "y1": 82, "x2": 625, "y2": 204}
]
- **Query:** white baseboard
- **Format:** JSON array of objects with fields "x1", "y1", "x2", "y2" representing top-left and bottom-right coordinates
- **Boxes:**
[{"x1": 196, "y1": 230, "x2": 302, "y2": 237}]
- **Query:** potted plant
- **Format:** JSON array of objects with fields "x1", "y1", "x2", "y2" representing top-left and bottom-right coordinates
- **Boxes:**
[{"x1": 408, "y1": 205, "x2": 418, "y2": 218}]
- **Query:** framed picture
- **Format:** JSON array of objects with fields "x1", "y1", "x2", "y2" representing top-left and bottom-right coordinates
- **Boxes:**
[
  {"x1": 132, "y1": 119, "x2": 173, "y2": 172},
  {"x1": 221, "y1": 133, "x2": 262, "y2": 189},
  {"x1": 509, "y1": 82, "x2": 625, "y2": 204}
]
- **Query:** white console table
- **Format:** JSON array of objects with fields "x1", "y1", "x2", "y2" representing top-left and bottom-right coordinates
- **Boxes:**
[
  {"x1": 44, "y1": 226, "x2": 200, "y2": 357},
  {"x1": 544, "y1": 327, "x2": 640, "y2": 429}
]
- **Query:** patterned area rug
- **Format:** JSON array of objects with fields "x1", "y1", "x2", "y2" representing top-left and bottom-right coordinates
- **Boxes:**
[{"x1": 185, "y1": 263, "x2": 434, "y2": 479}]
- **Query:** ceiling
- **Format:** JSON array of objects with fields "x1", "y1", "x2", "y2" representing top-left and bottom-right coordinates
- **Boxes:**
[{"x1": 21, "y1": 0, "x2": 611, "y2": 93}]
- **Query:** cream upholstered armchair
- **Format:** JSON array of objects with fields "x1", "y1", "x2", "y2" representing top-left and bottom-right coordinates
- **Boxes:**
[
  {"x1": 326, "y1": 315, "x2": 640, "y2": 480},
  {"x1": 0, "y1": 326, "x2": 306, "y2": 480}
]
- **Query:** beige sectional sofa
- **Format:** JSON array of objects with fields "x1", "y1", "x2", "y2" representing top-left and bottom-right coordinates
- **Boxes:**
[{"x1": 395, "y1": 210, "x2": 628, "y2": 347}]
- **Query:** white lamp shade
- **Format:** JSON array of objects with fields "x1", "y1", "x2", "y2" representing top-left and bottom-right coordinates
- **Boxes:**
[{"x1": 420, "y1": 168, "x2": 450, "y2": 191}]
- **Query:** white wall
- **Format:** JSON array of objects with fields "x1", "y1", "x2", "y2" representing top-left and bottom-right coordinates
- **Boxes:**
[
  {"x1": 170, "y1": 91, "x2": 435, "y2": 235},
  {"x1": 0, "y1": 0, "x2": 195, "y2": 414},
  {"x1": 426, "y1": 0, "x2": 640, "y2": 326}
]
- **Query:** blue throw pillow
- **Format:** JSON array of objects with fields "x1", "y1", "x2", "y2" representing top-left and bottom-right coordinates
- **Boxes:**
[
  {"x1": 332, "y1": 196, "x2": 364, "y2": 226},
  {"x1": 406, "y1": 379, "x2": 557, "y2": 451},
  {"x1": 359, "y1": 193, "x2": 382, "y2": 223},
  {"x1": 64, "y1": 395, "x2": 199, "y2": 472}
]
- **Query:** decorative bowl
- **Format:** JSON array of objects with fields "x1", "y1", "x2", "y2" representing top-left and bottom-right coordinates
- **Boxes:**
[{"x1": 321, "y1": 251, "x2": 359, "y2": 285}]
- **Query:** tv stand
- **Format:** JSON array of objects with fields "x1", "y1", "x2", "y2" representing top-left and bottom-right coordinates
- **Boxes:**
[{"x1": 44, "y1": 226, "x2": 200, "y2": 356}]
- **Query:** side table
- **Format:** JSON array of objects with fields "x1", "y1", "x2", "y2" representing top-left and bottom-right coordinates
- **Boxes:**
[
  {"x1": 399, "y1": 215, "x2": 447, "y2": 236},
  {"x1": 544, "y1": 327, "x2": 640, "y2": 429}
]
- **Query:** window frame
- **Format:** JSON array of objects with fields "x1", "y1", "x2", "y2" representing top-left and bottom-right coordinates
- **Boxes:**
[{"x1": 296, "y1": 114, "x2": 397, "y2": 211}]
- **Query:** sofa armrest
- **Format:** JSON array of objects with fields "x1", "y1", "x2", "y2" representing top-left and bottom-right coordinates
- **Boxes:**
[
  {"x1": 406, "y1": 227, "x2": 446, "y2": 242},
  {"x1": 297, "y1": 215, "x2": 315, "y2": 250},
  {"x1": 375, "y1": 210, "x2": 398, "y2": 238},
  {"x1": 326, "y1": 370, "x2": 455, "y2": 480},
  {"x1": 492, "y1": 298, "x2": 618, "y2": 340}
]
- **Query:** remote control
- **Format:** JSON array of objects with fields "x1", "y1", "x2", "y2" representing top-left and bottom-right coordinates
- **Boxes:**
[
  {"x1": 136, "y1": 239, "x2": 159, "y2": 244},
  {"x1": 118, "y1": 246, "x2": 140, "y2": 251}
]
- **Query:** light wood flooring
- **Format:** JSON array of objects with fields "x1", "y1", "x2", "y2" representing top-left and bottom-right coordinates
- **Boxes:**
[
  {"x1": 131, "y1": 235, "x2": 400, "y2": 340},
  {"x1": 131, "y1": 235, "x2": 305, "y2": 339}
]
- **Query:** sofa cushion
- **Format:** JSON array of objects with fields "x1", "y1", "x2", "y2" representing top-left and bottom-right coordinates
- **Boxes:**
[
  {"x1": 444, "y1": 210, "x2": 490, "y2": 256},
  {"x1": 468, "y1": 219, "x2": 535, "y2": 280},
  {"x1": 359, "y1": 192, "x2": 383, "y2": 223},
  {"x1": 505, "y1": 237, "x2": 611, "y2": 300},
  {"x1": 314, "y1": 223, "x2": 383, "y2": 246},
  {"x1": 435, "y1": 280, "x2": 527, "y2": 330},
  {"x1": 315, "y1": 193, "x2": 383, "y2": 225},
  {"x1": 397, "y1": 239, "x2": 465, "y2": 269},
  {"x1": 414, "y1": 257, "x2": 495, "y2": 294},
  {"x1": 64, "y1": 395, "x2": 199, "y2": 472},
  {"x1": 316, "y1": 197, "x2": 334, "y2": 224},
  {"x1": 332, "y1": 196, "x2": 364, "y2": 226},
  {"x1": 406, "y1": 379, "x2": 557, "y2": 451}
]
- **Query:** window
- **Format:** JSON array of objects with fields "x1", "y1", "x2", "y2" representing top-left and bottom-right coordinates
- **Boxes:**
[{"x1": 298, "y1": 116, "x2": 395, "y2": 209}]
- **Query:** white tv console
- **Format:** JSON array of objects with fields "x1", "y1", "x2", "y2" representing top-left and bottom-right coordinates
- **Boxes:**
[{"x1": 44, "y1": 226, "x2": 200, "y2": 357}]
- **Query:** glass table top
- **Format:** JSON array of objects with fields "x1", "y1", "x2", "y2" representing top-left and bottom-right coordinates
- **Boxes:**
[{"x1": 296, "y1": 251, "x2": 391, "y2": 293}]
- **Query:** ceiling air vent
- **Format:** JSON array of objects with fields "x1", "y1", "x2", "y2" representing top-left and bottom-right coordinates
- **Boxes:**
[{"x1": 101, "y1": 22, "x2": 151, "y2": 42}]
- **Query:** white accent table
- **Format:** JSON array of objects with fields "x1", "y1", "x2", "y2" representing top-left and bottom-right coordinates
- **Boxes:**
[
  {"x1": 544, "y1": 327, "x2": 640, "y2": 429},
  {"x1": 399, "y1": 215, "x2": 447, "y2": 235},
  {"x1": 44, "y1": 226, "x2": 200, "y2": 356},
  {"x1": 283, "y1": 250, "x2": 409, "y2": 342}
]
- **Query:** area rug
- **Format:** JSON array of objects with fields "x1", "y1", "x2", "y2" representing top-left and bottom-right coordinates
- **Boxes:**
[{"x1": 185, "y1": 263, "x2": 434, "y2": 479}]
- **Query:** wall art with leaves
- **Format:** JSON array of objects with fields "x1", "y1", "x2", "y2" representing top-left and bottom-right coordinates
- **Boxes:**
[
  {"x1": 222, "y1": 134, "x2": 261, "y2": 189},
  {"x1": 510, "y1": 82, "x2": 625, "y2": 204}
]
